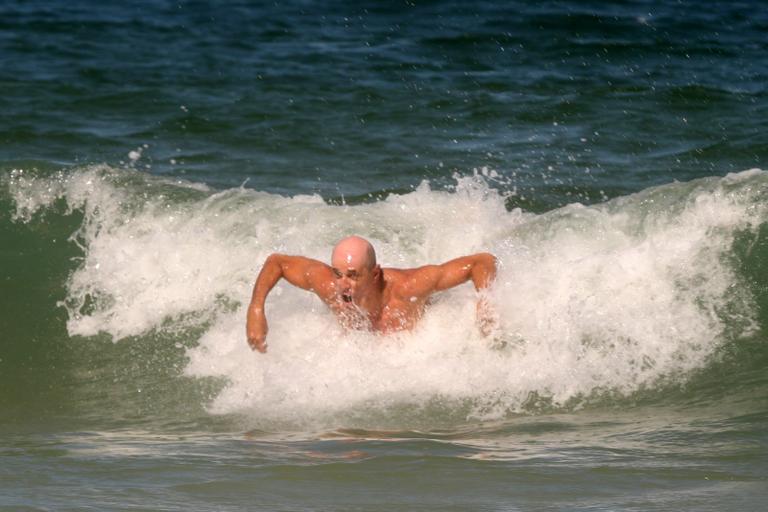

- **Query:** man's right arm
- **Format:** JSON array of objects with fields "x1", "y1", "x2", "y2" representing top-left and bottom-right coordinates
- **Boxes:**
[{"x1": 246, "y1": 254, "x2": 332, "y2": 353}]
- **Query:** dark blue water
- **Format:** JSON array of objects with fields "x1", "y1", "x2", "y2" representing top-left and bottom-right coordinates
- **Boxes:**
[
  {"x1": 2, "y1": 1, "x2": 766, "y2": 202},
  {"x1": 2, "y1": 1, "x2": 768, "y2": 511}
]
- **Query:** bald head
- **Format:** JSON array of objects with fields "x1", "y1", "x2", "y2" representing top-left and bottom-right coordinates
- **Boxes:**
[{"x1": 331, "y1": 236, "x2": 377, "y2": 271}]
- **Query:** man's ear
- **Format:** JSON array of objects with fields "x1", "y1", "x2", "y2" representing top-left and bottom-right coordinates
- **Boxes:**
[{"x1": 373, "y1": 264, "x2": 382, "y2": 278}]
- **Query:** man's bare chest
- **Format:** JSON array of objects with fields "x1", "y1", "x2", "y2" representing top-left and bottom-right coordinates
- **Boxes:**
[{"x1": 374, "y1": 298, "x2": 426, "y2": 332}]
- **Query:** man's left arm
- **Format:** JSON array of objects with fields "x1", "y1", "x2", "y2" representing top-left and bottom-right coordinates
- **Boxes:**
[
  {"x1": 431, "y1": 252, "x2": 497, "y2": 292},
  {"x1": 407, "y1": 252, "x2": 498, "y2": 334}
]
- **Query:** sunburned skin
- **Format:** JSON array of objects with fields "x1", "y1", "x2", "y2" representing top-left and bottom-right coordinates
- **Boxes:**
[{"x1": 246, "y1": 236, "x2": 497, "y2": 353}]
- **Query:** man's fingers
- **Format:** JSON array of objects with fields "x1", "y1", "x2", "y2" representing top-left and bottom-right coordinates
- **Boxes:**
[
  {"x1": 248, "y1": 337, "x2": 268, "y2": 353},
  {"x1": 476, "y1": 296, "x2": 498, "y2": 337},
  {"x1": 479, "y1": 317, "x2": 495, "y2": 337}
]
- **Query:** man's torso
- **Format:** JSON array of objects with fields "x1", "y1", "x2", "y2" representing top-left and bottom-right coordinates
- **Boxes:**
[{"x1": 322, "y1": 268, "x2": 428, "y2": 333}]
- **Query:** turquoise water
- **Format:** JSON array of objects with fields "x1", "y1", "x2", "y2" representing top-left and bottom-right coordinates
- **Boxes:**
[{"x1": 2, "y1": 1, "x2": 768, "y2": 510}]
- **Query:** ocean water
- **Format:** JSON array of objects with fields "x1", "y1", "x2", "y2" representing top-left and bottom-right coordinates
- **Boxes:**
[{"x1": 1, "y1": 1, "x2": 767, "y2": 510}]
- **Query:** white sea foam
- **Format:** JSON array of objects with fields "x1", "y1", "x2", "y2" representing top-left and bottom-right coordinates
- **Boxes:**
[{"x1": 6, "y1": 166, "x2": 767, "y2": 425}]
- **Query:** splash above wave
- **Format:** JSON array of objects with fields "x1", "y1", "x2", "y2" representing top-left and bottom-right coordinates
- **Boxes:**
[{"x1": 5, "y1": 165, "x2": 767, "y2": 425}]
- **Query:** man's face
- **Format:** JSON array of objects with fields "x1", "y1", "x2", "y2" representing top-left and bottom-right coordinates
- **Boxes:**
[{"x1": 330, "y1": 257, "x2": 374, "y2": 306}]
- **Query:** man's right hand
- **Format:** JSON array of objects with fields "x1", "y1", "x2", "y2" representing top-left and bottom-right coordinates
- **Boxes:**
[
  {"x1": 246, "y1": 306, "x2": 268, "y2": 353},
  {"x1": 246, "y1": 254, "x2": 335, "y2": 354}
]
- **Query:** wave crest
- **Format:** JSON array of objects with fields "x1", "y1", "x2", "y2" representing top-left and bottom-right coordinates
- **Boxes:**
[{"x1": 6, "y1": 166, "x2": 767, "y2": 425}]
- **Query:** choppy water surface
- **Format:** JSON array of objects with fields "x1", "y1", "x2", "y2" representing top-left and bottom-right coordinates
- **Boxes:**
[{"x1": 1, "y1": 1, "x2": 767, "y2": 510}]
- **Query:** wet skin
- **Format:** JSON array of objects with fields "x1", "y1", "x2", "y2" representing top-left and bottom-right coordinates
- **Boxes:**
[{"x1": 246, "y1": 243, "x2": 496, "y2": 353}]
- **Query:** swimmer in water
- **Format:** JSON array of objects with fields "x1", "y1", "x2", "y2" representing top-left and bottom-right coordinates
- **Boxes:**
[{"x1": 246, "y1": 236, "x2": 497, "y2": 353}]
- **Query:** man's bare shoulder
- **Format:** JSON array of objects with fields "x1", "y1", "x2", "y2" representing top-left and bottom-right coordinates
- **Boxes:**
[
  {"x1": 382, "y1": 266, "x2": 439, "y2": 298},
  {"x1": 271, "y1": 254, "x2": 336, "y2": 296},
  {"x1": 381, "y1": 266, "x2": 422, "y2": 281},
  {"x1": 301, "y1": 258, "x2": 335, "y2": 291}
]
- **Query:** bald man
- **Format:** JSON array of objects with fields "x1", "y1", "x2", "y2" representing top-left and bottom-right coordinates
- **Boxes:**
[{"x1": 246, "y1": 236, "x2": 497, "y2": 353}]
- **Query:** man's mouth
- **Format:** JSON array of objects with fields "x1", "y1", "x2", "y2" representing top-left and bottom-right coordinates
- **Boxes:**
[{"x1": 341, "y1": 293, "x2": 353, "y2": 303}]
